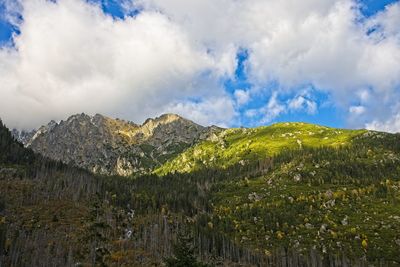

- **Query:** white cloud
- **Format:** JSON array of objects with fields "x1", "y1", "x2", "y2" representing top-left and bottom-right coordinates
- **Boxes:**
[
  {"x1": 165, "y1": 96, "x2": 236, "y2": 128},
  {"x1": 261, "y1": 92, "x2": 286, "y2": 123},
  {"x1": 1, "y1": 0, "x2": 400, "y2": 131},
  {"x1": 366, "y1": 113, "x2": 400, "y2": 133},
  {"x1": 0, "y1": 0, "x2": 226, "y2": 129},
  {"x1": 246, "y1": 91, "x2": 318, "y2": 125},
  {"x1": 367, "y1": 2, "x2": 400, "y2": 39},
  {"x1": 287, "y1": 94, "x2": 317, "y2": 114},
  {"x1": 234, "y1": 89, "x2": 250, "y2": 106},
  {"x1": 130, "y1": 0, "x2": 400, "y2": 130}
]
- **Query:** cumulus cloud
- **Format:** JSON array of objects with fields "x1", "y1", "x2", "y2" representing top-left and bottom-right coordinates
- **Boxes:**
[
  {"x1": 130, "y1": 0, "x2": 400, "y2": 130},
  {"x1": 0, "y1": 0, "x2": 228, "y2": 128},
  {"x1": 1, "y1": 0, "x2": 400, "y2": 131}
]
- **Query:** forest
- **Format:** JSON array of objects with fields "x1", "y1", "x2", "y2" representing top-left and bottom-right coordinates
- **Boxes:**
[{"x1": 1, "y1": 119, "x2": 400, "y2": 266}]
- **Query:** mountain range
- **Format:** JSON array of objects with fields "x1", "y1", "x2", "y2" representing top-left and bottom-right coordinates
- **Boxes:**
[
  {"x1": 12, "y1": 113, "x2": 375, "y2": 177},
  {"x1": 2, "y1": 113, "x2": 400, "y2": 266}
]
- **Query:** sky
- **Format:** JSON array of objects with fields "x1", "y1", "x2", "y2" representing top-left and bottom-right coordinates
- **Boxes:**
[{"x1": 0, "y1": 0, "x2": 399, "y2": 132}]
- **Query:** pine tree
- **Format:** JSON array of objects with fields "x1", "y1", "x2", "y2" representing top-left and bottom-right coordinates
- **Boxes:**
[
  {"x1": 77, "y1": 196, "x2": 111, "y2": 266},
  {"x1": 164, "y1": 228, "x2": 209, "y2": 267}
]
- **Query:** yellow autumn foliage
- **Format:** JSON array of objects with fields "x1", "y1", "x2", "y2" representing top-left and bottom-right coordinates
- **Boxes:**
[{"x1": 362, "y1": 239, "x2": 368, "y2": 249}]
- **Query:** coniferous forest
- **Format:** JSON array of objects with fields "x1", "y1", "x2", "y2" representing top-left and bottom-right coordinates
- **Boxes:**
[{"x1": 1, "y1": 119, "x2": 400, "y2": 266}]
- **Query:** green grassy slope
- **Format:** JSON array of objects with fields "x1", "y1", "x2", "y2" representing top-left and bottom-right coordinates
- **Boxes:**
[{"x1": 155, "y1": 122, "x2": 367, "y2": 175}]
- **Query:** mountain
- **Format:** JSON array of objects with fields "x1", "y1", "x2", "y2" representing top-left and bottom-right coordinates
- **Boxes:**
[
  {"x1": 0, "y1": 119, "x2": 269, "y2": 266},
  {"x1": 13, "y1": 114, "x2": 370, "y2": 177},
  {"x1": 2, "y1": 117, "x2": 400, "y2": 266},
  {"x1": 13, "y1": 113, "x2": 220, "y2": 176}
]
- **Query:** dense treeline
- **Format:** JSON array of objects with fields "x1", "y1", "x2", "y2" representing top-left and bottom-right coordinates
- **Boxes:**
[{"x1": 0, "y1": 120, "x2": 35, "y2": 165}]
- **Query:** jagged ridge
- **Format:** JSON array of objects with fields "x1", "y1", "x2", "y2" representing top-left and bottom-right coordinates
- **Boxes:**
[{"x1": 13, "y1": 113, "x2": 221, "y2": 176}]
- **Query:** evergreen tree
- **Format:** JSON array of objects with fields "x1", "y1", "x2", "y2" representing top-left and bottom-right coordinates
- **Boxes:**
[
  {"x1": 77, "y1": 196, "x2": 111, "y2": 267},
  {"x1": 164, "y1": 228, "x2": 209, "y2": 267}
]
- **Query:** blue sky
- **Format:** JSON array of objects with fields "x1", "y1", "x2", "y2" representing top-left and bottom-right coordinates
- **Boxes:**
[
  {"x1": 360, "y1": 0, "x2": 397, "y2": 17},
  {"x1": 0, "y1": 0, "x2": 399, "y2": 131}
]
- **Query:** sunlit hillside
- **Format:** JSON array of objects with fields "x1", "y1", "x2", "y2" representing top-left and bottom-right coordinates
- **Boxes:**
[{"x1": 156, "y1": 122, "x2": 367, "y2": 175}]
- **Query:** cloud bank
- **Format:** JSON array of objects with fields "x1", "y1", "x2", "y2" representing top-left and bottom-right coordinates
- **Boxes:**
[{"x1": 0, "y1": 0, "x2": 399, "y2": 132}]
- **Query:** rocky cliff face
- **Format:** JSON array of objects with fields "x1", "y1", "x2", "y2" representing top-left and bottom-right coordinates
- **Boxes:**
[
  {"x1": 13, "y1": 113, "x2": 220, "y2": 176},
  {"x1": 11, "y1": 128, "x2": 36, "y2": 146}
]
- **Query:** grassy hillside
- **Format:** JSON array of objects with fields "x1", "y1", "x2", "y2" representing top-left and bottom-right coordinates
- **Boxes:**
[{"x1": 155, "y1": 122, "x2": 367, "y2": 175}]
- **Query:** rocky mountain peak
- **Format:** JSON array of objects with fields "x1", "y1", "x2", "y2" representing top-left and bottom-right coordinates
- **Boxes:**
[
  {"x1": 143, "y1": 113, "x2": 182, "y2": 125},
  {"x1": 140, "y1": 113, "x2": 202, "y2": 138},
  {"x1": 66, "y1": 112, "x2": 90, "y2": 121},
  {"x1": 12, "y1": 113, "x2": 217, "y2": 176}
]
